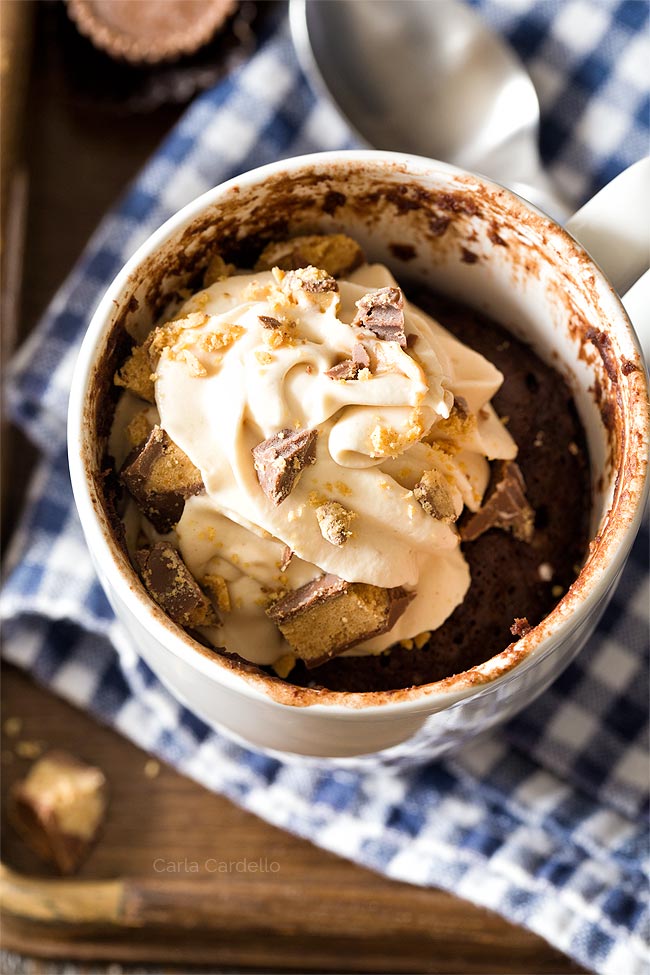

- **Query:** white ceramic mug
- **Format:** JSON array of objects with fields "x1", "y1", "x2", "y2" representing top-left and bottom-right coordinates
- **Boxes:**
[{"x1": 68, "y1": 152, "x2": 649, "y2": 768}]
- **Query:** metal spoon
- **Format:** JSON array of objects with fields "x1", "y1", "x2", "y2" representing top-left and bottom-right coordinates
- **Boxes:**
[{"x1": 289, "y1": 0, "x2": 568, "y2": 220}]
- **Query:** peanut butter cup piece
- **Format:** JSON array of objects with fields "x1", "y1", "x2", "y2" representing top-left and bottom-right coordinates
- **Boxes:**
[
  {"x1": 283, "y1": 266, "x2": 338, "y2": 295},
  {"x1": 353, "y1": 343, "x2": 371, "y2": 369},
  {"x1": 258, "y1": 315, "x2": 283, "y2": 330},
  {"x1": 204, "y1": 253, "x2": 237, "y2": 286},
  {"x1": 414, "y1": 469, "x2": 457, "y2": 523},
  {"x1": 461, "y1": 460, "x2": 535, "y2": 543},
  {"x1": 9, "y1": 751, "x2": 108, "y2": 875},
  {"x1": 325, "y1": 360, "x2": 361, "y2": 381},
  {"x1": 256, "y1": 234, "x2": 365, "y2": 277},
  {"x1": 120, "y1": 426, "x2": 203, "y2": 533},
  {"x1": 266, "y1": 574, "x2": 414, "y2": 667},
  {"x1": 279, "y1": 546, "x2": 294, "y2": 572},
  {"x1": 203, "y1": 573, "x2": 231, "y2": 613},
  {"x1": 114, "y1": 341, "x2": 156, "y2": 403},
  {"x1": 353, "y1": 287, "x2": 406, "y2": 347},
  {"x1": 137, "y1": 542, "x2": 217, "y2": 628},
  {"x1": 252, "y1": 428, "x2": 318, "y2": 506},
  {"x1": 432, "y1": 396, "x2": 476, "y2": 440},
  {"x1": 325, "y1": 343, "x2": 371, "y2": 381},
  {"x1": 125, "y1": 409, "x2": 154, "y2": 448}
]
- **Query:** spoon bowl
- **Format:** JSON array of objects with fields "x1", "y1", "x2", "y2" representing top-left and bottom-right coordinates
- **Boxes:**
[{"x1": 290, "y1": 0, "x2": 567, "y2": 218}]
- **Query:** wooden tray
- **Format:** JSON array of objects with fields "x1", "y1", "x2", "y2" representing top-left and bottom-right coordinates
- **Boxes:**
[{"x1": 0, "y1": 665, "x2": 584, "y2": 973}]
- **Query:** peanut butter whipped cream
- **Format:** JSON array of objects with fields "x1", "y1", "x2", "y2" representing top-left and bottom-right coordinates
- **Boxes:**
[{"x1": 111, "y1": 243, "x2": 518, "y2": 673}]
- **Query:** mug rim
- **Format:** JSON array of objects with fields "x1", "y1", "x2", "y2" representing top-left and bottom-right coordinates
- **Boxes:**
[{"x1": 68, "y1": 149, "x2": 649, "y2": 716}]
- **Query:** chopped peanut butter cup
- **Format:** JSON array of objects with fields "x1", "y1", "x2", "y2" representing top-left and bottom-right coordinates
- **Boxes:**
[
  {"x1": 325, "y1": 343, "x2": 371, "y2": 381},
  {"x1": 414, "y1": 469, "x2": 457, "y2": 523},
  {"x1": 432, "y1": 396, "x2": 477, "y2": 440},
  {"x1": 279, "y1": 546, "x2": 294, "y2": 572},
  {"x1": 9, "y1": 751, "x2": 108, "y2": 875},
  {"x1": 282, "y1": 266, "x2": 338, "y2": 295},
  {"x1": 204, "y1": 253, "x2": 237, "y2": 286},
  {"x1": 137, "y1": 542, "x2": 218, "y2": 628},
  {"x1": 461, "y1": 460, "x2": 535, "y2": 543},
  {"x1": 125, "y1": 409, "x2": 155, "y2": 448},
  {"x1": 114, "y1": 340, "x2": 155, "y2": 403},
  {"x1": 258, "y1": 315, "x2": 283, "y2": 330},
  {"x1": 252, "y1": 428, "x2": 318, "y2": 506},
  {"x1": 325, "y1": 361, "x2": 361, "y2": 381},
  {"x1": 120, "y1": 426, "x2": 204, "y2": 533},
  {"x1": 267, "y1": 574, "x2": 414, "y2": 667},
  {"x1": 256, "y1": 234, "x2": 365, "y2": 277},
  {"x1": 203, "y1": 573, "x2": 231, "y2": 613},
  {"x1": 352, "y1": 286, "x2": 407, "y2": 347}
]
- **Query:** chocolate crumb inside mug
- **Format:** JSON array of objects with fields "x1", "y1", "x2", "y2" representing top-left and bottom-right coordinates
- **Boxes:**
[{"x1": 68, "y1": 152, "x2": 649, "y2": 767}]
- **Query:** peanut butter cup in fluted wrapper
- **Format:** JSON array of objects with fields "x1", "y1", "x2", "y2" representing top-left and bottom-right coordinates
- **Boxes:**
[{"x1": 67, "y1": 0, "x2": 237, "y2": 65}]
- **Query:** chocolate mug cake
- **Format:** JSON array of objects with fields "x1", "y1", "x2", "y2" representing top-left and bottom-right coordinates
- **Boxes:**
[{"x1": 106, "y1": 233, "x2": 590, "y2": 693}]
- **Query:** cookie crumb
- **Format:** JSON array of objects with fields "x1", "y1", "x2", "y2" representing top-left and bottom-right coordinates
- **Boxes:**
[
  {"x1": 316, "y1": 501, "x2": 356, "y2": 546},
  {"x1": 272, "y1": 653, "x2": 296, "y2": 679},
  {"x1": 4, "y1": 717, "x2": 22, "y2": 738},
  {"x1": 510, "y1": 617, "x2": 532, "y2": 638},
  {"x1": 15, "y1": 740, "x2": 44, "y2": 759},
  {"x1": 144, "y1": 759, "x2": 160, "y2": 779}
]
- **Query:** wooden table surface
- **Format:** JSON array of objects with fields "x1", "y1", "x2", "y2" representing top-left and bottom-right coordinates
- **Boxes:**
[{"x1": 1, "y1": 5, "x2": 585, "y2": 973}]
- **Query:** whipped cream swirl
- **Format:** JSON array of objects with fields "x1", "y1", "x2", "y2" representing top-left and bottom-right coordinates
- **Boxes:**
[{"x1": 115, "y1": 264, "x2": 517, "y2": 666}]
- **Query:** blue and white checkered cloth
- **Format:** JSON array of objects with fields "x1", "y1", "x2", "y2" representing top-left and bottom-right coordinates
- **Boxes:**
[{"x1": 2, "y1": 4, "x2": 649, "y2": 972}]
